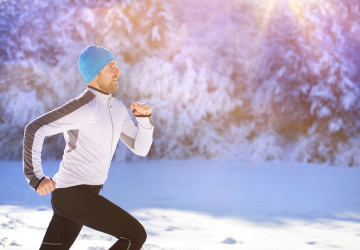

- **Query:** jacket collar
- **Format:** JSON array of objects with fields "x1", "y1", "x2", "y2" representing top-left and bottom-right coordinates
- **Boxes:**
[
  {"x1": 87, "y1": 86, "x2": 112, "y2": 103},
  {"x1": 88, "y1": 86, "x2": 112, "y2": 96}
]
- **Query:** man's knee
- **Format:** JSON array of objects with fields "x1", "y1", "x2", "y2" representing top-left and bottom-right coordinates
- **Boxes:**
[
  {"x1": 139, "y1": 225, "x2": 147, "y2": 245},
  {"x1": 113, "y1": 226, "x2": 146, "y2": 249},
  {"x1": 129, "y1": 221, "x2": 147, "y2": 245}
]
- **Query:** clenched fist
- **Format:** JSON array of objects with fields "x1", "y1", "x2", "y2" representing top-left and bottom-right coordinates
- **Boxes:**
[
  {"x1": 37, "y1": 177, "x2": 56, "y2": 196},
  {"x1": 131, "y1": 102, "x2": 151, "y2": 116}
]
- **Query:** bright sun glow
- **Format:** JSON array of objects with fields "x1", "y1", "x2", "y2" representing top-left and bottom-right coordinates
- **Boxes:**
[
  {"x1": 259, "y1": 0, "x2": 277, "y2": 34},
  {"x1": 258, "y1": 0, "x2": 320, "y2": 37}
]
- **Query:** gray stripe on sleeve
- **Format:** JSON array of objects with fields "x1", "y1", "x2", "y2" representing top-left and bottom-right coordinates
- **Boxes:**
[
  {"x1": 67, "y1": 129, "x2": 79, "y2": 153},
  {"x1": 120, "y1": 133, "x2": 135, "y2": 150},
  {"x1": 148, "y1": 116, "x2": 154, "y2": 126},
  {"x1": 23, "y1": 90, "x2": 95, "y2": 190}
]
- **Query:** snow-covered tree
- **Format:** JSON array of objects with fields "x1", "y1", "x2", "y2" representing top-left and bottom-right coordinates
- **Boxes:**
[
  {"x1": 0, "y1": 0, "x2": 359, "y2": 166},
  {"x1": 238, "y1": 0, "x2": 360, "y2": 165}
]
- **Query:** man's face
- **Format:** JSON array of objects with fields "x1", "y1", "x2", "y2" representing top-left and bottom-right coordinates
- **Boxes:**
[{"x1": 95, "y1": 60, "x2": 121, "y2": 93}]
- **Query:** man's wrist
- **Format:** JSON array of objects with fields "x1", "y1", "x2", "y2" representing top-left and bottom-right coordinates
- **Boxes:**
[
  {"x1": 34, "y1": 176, "x2": 46, "y2": 191},
  {"x1": 133, "y1": 109, "x2": 152, "y2": 117}
]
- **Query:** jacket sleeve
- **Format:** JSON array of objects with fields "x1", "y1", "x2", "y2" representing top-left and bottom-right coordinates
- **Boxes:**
[
  {"x1": 23, "y1": 91, "x2": 95, "y2": 190},
  {"x1": 120, "y1": 108, "x2": 154, "y2": 157}
]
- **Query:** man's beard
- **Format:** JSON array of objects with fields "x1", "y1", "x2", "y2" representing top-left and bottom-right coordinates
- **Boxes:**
[{"x1": 97, "y1": 77, "x2": 118, "y2": 94}]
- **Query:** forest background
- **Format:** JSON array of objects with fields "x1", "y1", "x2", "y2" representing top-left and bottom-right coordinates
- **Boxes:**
[{"x1": 1, "y1": 0, "x2": 360, "y2": 166}]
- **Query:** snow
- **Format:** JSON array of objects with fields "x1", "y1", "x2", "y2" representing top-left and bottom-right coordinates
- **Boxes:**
[
  {"x1": 1, "y1": 1, "x2": 360, "y2": 247},
  {"x1": 1, "y1": 159, "x2": 359, "y2": 249},
  {"x1": 1, "y1": 0, "x2": 360, "y2": 166}
]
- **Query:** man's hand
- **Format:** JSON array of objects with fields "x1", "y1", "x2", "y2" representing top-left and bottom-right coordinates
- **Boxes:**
[
  {"x1": 131, "y1": 102, "x2": 151, "y2": 116},
  {"x1": 37, "y1": 177, "x2": 56, "y2": 196}
]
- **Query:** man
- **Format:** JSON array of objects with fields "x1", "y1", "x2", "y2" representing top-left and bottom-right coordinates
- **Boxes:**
[{"x1": 23, "y1": 45, "x2": 154, "y2": 250}]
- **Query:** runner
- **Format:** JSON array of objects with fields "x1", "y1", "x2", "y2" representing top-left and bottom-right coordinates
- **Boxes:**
[{"x1": 23, "y1": 45, "x2": 154, "y2": 250}]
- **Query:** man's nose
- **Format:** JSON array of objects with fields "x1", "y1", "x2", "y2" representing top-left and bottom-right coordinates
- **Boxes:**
[{"x1": 115, "y1": 66, "x2": 121, "y2": 75}]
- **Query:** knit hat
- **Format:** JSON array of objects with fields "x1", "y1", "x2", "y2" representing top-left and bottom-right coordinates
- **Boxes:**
[{"x1": 78, "y1": 45, "x2": 116, "y2": 84}]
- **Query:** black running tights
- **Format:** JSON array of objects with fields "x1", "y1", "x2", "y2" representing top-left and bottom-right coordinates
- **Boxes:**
[{"x1": 39, "y1": 185, "x2": 146, "y2": 250}]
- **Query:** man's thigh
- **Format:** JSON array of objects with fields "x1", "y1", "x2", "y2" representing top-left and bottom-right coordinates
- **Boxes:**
[{"x1": 51, "y1": 185, "x2": 144, "y2": 239}]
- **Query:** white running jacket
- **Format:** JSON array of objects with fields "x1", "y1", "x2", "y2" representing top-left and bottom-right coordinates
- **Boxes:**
[{"x1": 23, "y1": 87, "x2": 154, "y2": 190}]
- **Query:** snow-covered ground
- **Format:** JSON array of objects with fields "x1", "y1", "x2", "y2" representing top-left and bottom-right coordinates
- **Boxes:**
[{"x1": 1, "y1": 159, "x2": 359, "y2": 249}]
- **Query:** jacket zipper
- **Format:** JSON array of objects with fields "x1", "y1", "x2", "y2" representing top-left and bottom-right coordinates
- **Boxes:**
[{"x1": 107, "y1": 97, "x2": 114, "y2": 170}]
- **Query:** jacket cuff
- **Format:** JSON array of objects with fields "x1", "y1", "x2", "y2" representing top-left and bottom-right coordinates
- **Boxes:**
[
  {"x1": 34, "y1": 176, "x2": 45, "y2": 191},
  {"x1": 135, "y1": 115, "x2": 154, "y2": 126}
]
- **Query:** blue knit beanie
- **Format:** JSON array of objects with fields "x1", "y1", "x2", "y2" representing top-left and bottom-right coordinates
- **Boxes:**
[{"x1": 78, "y1": 45, "x2": 116, "y2": 84}]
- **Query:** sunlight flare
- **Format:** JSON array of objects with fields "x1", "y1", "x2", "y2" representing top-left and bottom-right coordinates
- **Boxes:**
[{"x1": 259, "y1": 0, "x2": 277, "y2": 36}]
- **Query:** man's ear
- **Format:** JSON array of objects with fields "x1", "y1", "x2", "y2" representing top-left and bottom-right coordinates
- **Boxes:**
[{"x1": 88, "y1": 75, "x2": 97, "y2": 87}]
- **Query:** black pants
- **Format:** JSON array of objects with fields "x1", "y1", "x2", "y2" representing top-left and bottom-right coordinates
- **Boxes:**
[{"x1": 40, "y1": 185, "x2": 146, "y2": 250}]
